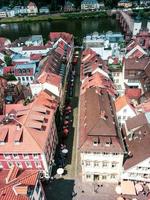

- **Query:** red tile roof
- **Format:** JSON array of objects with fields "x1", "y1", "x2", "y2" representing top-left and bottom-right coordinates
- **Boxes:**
[
  {"x1": 49, "y1": 32, "x2": 73, "y2": 44},
  {"x1": 80, "y1": 48, "x2": 108, "y2": 81},
  {"x1": 125, "y1": 57, "x2": 150, "y2": 70},
  {"x1": 79, "y1": 87, "x2": 123, "y2": 153},
  {"x1": 30, "y1": 54, "x2": 42, "y2": 61},
  {"x1": 37, "y1": 71, "x2": 61, "y2": 88},
  {"x1": 80, "y1": 72, "x2": 117, "y2": 97},
  {"x1": 0, "y1": 168, "x2": 38, "y2": 200},
  {"x1": 125, "y1": 88, "x2": 141, "y2": 100},
  {"x1": 136, "y1": 99, "x2": 150, "y2": 112},
  {"x1": 124, "y1": 129, "x2": 150, "y2": 170},
  {"x1": 28, "y1": 1, "x2": 37, "y2": 7},
  {"x1": 22, "y1": 46, "x2": 47, "y2": 51},
  {"x1": 115, "y1": 95, "x2": 135, "y2": 112},
  {"x1": 0, "y1": 90, "x2": 58, "y2": 153},
  {"x1": 3, "y1": 66, "x2": 14, "y2": 74}
]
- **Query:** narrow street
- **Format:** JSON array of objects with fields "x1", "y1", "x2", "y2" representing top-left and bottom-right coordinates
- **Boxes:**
[
  {"x1": 44, "y1": 48, "x2": 120, "y2": 200},
  {"x1": 44, "y1": 49, "x2": 81, "y2": 200}
]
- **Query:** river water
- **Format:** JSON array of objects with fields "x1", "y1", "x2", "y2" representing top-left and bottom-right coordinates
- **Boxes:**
[{"x1": 0, "y1": 17, "x2": 121, "y2": 42}]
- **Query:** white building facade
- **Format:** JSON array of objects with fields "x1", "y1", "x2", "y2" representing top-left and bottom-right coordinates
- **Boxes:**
[{"x1": 81, "y1": 151, "x2": 124, "y2": 182}]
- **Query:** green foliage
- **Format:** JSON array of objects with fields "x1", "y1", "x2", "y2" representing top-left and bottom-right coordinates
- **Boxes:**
[
  {"x1": 74, "y1": 36, "x2": 82, "y2": 46},
  {"x1": 104, "y1": 0, "x2": 119, "y2": 8},
  {"x1": 4, "y1": 55, "x2": 12, "y2": 66},
  {"x1": 3, "y1": 74, "x2": 17, "y2": 81}
]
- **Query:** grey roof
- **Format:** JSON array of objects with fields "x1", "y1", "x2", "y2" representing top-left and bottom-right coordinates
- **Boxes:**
[{"x1": 81, "y1": 0, "x2": 99, "y2": 4}]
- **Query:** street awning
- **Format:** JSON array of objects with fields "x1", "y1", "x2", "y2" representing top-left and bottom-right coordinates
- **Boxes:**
[
  {"x1": 64, "y1": 120, "x2": 69, "y2": 125},
  {"x1": 63, "y1": 129, "x2": 69, "y2": 134},
  {"x1": 135, "y1": 183, "x2": 143, "y2": 194},
  {"x1": 121, "y1": 181, "x2": 136, "y2": 195}
]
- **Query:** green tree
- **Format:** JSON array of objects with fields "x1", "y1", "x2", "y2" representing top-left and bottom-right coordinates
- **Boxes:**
[
  {"x1": 4, "y1": 55, "x2": 12, "y2": 66},
  {"x1": 104, "y1": 0, "x2": 119, "y2": 8}
]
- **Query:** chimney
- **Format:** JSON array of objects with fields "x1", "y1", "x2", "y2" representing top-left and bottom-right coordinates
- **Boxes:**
[
  {"x1": 100, "y1": 110, "x2": 108, "y2": 120},
  {"x1": 16, "y1": 124, "x2": 21, "y2": 131}
]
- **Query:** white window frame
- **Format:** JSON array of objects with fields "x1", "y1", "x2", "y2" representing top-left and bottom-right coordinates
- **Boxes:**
[
  {"x1": 34, "y1": 161, "x2": 41, "y2": 168},
  {"x1": 33, "y1": 153, "x2": 39, "y2": 159},
  {"x1": 25, "y1": 161, "x2": 32, "y2": 168},
  {"x1": 7, "y1": 162, "x2": 14, "y2": 168},
  {"x1": 4, "y1": 154, "x2": 11, "y2": 159},
  {"x1": 13, "y1": 154, "x2": 19, "y2": 159},
  {"x1": 23, "y1": 153, "x2": 29, "y2": 159},
  {"x1": 85, "y1": 161, "x2": 91, "y2": 166},
  {"x1": 86, "y1": 174, "x2": 91, "y2": 179},
  {"x1": 102, "y1": 162, "x2": 108, "y2": 168},
  {"x1": 16, "y1": 162, "x2": 23, "y2": 168},
  {"x1": 0, "y1": 162, "x2": 3, "y2": 168}
]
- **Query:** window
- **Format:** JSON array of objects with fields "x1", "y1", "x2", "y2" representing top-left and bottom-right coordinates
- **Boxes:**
[
  {"x1": 112, "y1": 162, "x2": 117, "y2": 168},
  {"x1": 27, "y1": 69, "x2": 30, "y2": 74},
  {"x1": 25, "y1": 161, "x2": 32, "y2": 168},
  {"x1": 116, "y1": 79, "x2": 119, "y2": 83},
  {"x1": 112, "y1": 153, "x2": 118, "y2": 156},
  {"x1": 30, "y1": 77, "x2": 33, "y2": 81},
  {"x1": 118, "y1": 116, "x2": 121, "y2": 120},
  {"x1": 94, "y1": 162, "x2": 99, "y2": 167},
  {"x1": 117, "y1": 85, "x2": 122, "y2": 90},
  {"x1": 123, "y1": 109, "x2": 127, "y2": 113},
  {"x1": 13, "y1": 154, "x2": 19, "y2": 159},
  {"x1": 16, "y1": 162, "x2": 22, "y2": 168},
  {"x1": 18, "y1": 77, "x2": 21, "y2": 81},
  {"x1": 4, "y1": 154, "x2": 11, "y2": 159},
  {"x1": 102, "y1": 162, "x2": 108, "y2": 168},
  {"x1": 102, "y1": 152, "x2": 109, "y2": 155},
  {"x1": 22, "y1": 69, "x2": 26, "y2": 73},
  {"x1": 123, "y1": 116, "x2": 126, "y2": 120},
  {"x1": 36, "y1": 181, "x2": 40, "y2": 194},
  {"x1": 33, "y1": 154, "x2": 38, "y2": 159},
  {"x1": 86, "y1": 174, "x2": 91, "y2": 179},
  {"x1": 35, "y1": 161, "x2": 41, "y2": 168},
  {"x1": 111, "y1": 174, "x2": 116, "y2": 179},
  {"x1": 0, "y1": 162, "x2": 3, "y2": 168},
  {"x1": 102, "y1": 175, "x2": 107, "y2": 180},
  {"x1": 85, "y1": 161, "x2": 90, "y2": 166},
  {"x1": 23, "y1": 154, "x2": 29, "y2": 159},
  {"x1": 26, "y1": 77, "x2": 29, "y2": 80},
  {"x1": 22, "y1": 77, "x2": 25, "y2": 81},
  {"x1": 7, "y1": 162, "x2": 14, "y2": 168}
]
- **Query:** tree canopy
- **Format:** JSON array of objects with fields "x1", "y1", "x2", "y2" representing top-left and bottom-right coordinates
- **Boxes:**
[{"x1": 0, "y1": 0, "x2": 126, "y2": 10}]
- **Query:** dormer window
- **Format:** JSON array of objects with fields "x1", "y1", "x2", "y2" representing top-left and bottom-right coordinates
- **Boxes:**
[
  {"x1": 22, "y1": 69, "x2": 26, "y2": 73},
  {"x1": 93, "y1": 137, "x2": 100, "y2": 146}
]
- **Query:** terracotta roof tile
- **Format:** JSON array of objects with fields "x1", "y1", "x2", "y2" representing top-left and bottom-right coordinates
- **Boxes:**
[
  {"x1": 79, "y1": 87, "x2": 123, "y2": 153},
  {"x1": 37, "y1": 71, "x2": 61, "y2": 87},
  {"x1": 49, "y1": 32, "x2": 73, "y2": 44},
  {"x1": 0, "y1": 169, "x2": 38, "y2": 200},
  {"x1": 0, "y1": 90, "x2": 58, "y2": 153},
  {"x1": 125, "y1": 57, "x2": 150, "y2": 70},
  {"x1": 115, "y1": 95, "x2": 133, "y2": 112},
  {"x1": 124, "y1": 131, "x2": 150, "y2": 170},
  {"x1": 81, "y1": 72, "x2": 117, "y2": 96},
  {"x1": 125, "y1": 88, "x2": 141, "y2": 100},
  {"x1": 22, "y1": 46, "x2": 47, "y2": 51}
]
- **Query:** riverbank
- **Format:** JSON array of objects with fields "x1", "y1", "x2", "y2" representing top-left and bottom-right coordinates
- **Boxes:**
[{"x1": 0, "y1": 11, "x2": 108, "y2": 24}]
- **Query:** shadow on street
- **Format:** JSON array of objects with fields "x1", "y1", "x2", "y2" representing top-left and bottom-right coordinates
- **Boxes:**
[{"x1": 44, "y1": 178, "x2": 75, "y2": 200}]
